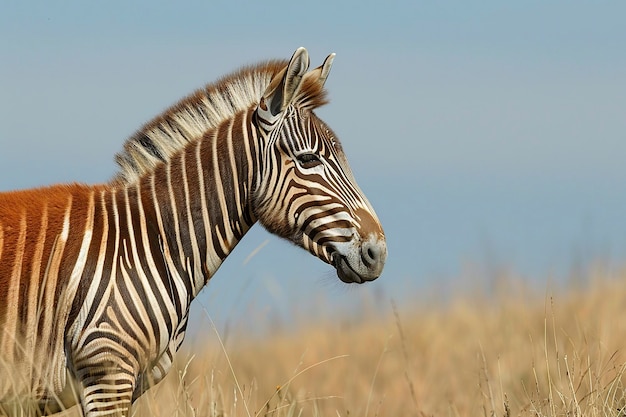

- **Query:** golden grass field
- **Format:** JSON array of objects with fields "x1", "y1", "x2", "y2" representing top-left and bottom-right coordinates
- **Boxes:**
[
  {"x1": 10, "y1": 266, "x2": 626, "y2": 417},
  {"x1": 136, "y1": 266, "x2": 626, "y2": 417}
]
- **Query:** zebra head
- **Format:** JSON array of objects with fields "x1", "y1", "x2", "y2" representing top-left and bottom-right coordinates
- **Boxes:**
[{"x1": 253, "y1": 48, "x2": 387, "y2": 284}]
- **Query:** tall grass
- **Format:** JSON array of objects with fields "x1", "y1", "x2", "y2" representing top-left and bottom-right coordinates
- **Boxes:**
[
  {"x1": 5, "y1": 267, "x2": 626, "y2": 416},
  {"x1": 128, "y1": 268, "x2": 626, "y2": 416}
]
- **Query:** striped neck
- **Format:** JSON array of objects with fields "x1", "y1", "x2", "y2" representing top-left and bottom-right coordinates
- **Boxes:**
[{"x1": 128, "y1": 108, "x2": 258, "y2": 297}]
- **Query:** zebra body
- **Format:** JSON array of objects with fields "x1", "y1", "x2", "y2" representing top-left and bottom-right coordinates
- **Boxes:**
[{"x1": 0, "y1": 48, "x2": 386, "y2": 416}]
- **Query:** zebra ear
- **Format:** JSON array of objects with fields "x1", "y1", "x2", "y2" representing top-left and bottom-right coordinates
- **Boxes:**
[
  {"x1": 257, "y1": 47, "x2": 310, "y2": 127},
  {"x1": 300, "y1": 52, "x2": 335, "y2": 92},
  {"x1": 316, "y1": 53, "x2": 336, "y2": 88}
]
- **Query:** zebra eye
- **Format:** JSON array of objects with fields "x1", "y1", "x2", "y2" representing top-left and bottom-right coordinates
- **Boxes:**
[{"x1": 296, "y1": 153, "x2": 322, "y2": 169}]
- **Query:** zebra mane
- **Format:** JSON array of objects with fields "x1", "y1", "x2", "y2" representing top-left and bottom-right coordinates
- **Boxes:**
[{"x1": 113, "y1": 59, "x2": 329, "y2": 185}]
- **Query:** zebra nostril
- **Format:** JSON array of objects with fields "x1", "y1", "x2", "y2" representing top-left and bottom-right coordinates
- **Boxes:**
[{"x1": 361, "y1": 240, "x2": 382, "y2": 268}]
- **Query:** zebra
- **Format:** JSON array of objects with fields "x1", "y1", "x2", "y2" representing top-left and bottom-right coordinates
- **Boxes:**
[{"x1": 0, "y1": 47, "x2": 386, "y2": 416}]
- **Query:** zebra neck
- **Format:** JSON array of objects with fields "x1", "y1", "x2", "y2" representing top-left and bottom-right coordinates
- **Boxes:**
[{"x1": 137, "y1": 110, "x2": 258, "y2": 297}]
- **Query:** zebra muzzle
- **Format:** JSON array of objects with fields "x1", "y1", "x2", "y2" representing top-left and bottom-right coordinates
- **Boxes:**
[{"x1": 331, "y1": 234, "x2": 387, "y2": 284}]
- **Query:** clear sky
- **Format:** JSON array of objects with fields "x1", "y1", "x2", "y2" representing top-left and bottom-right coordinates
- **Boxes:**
[{"x1": 1, "y1": 1, "x2": 625, "y2": 331}]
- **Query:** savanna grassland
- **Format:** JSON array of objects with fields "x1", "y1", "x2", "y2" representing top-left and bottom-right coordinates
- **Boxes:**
[{"x1": 25, "y1": 267, "x2": 626, "y2": 416}]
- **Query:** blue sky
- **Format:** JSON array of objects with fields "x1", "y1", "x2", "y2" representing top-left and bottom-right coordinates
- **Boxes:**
[{"x1": 1, "y1": 2, "x2": 625, "y2": 331}]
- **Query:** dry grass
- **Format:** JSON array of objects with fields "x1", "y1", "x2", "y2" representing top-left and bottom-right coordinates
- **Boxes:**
[
  {"x1": 131, "y1": 266, "x2": 626, "y2": 417},
  {"x1": 7, "y1": 266, "x2": 626, "y2": 416}
]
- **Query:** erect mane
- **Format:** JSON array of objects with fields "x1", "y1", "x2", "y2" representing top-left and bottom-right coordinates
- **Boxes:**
[{"x1": 113, "y1": 58, "x2": 329, "y2": 185}]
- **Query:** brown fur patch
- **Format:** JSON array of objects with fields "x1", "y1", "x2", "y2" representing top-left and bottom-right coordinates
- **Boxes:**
[
  {"x1": 296, "y1": 73, "x2": 330, "y2": 110},
  {"x1": 0, "y1": 183, "x2": 107, "y2": 310}
]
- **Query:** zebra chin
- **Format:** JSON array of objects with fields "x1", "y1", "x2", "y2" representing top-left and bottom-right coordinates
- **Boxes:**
[{"x1": 329, "y1": 234, "x2": 387, "y2": 284}]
